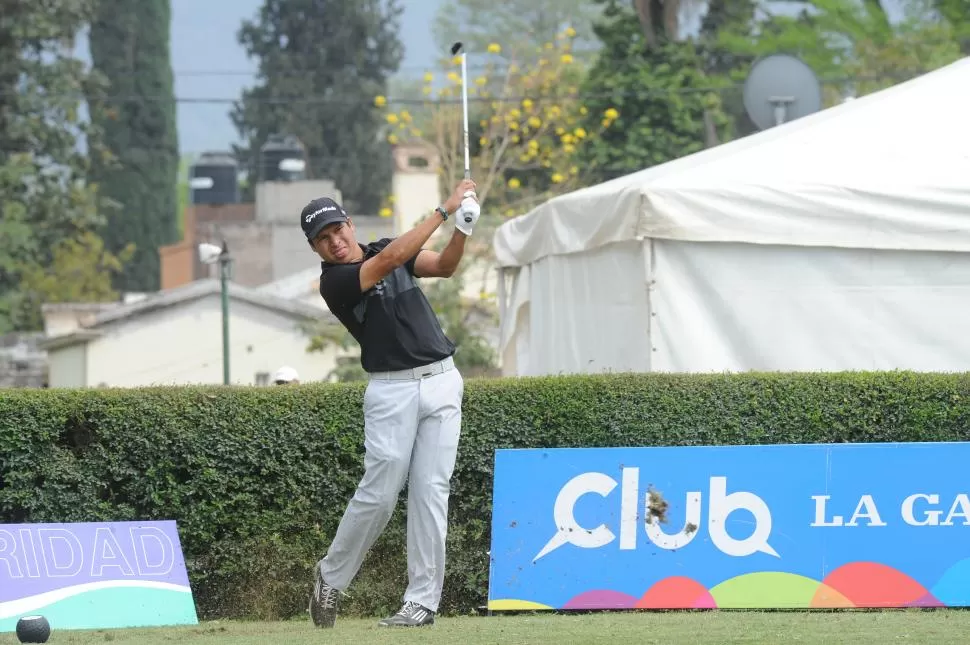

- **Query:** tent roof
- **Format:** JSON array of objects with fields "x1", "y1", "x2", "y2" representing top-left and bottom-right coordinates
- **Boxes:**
[{"x1": 493, "y1": 57, "x2": 970, "y2": 268}]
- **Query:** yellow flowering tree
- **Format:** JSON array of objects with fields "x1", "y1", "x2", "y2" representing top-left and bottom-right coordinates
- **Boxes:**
[{"x1": 376, "y1": 27, "x2": 619, "y2": 232}]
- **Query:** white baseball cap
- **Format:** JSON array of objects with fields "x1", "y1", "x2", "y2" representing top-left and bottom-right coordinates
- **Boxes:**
[{"x1": 272, "y1": 366, "x2": 299, "y2": 384}]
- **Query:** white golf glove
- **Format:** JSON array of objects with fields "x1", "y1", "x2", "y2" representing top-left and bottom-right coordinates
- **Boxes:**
[{"x1": 455, "y1": 190, "x2": 481, "y2": 236}]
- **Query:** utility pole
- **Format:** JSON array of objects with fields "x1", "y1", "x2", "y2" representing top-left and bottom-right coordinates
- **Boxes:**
[
  {"x1": 198, "y1": 240, "x2": 233, "y2": 385},
  {"x1": 218, "y1": 241, "x2": 232, "y2": 385}
]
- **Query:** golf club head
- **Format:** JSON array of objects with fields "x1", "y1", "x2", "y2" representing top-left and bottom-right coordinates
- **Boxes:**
[{"x1": 451, "y1": 42, "x2": 463, "y2": 56}]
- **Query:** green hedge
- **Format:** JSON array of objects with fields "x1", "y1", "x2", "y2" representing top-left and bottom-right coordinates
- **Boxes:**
[{"x1": 2, "y1": 372, "x2": 970, "y2": 619}]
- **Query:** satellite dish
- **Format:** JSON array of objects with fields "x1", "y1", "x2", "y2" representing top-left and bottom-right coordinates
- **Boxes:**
[{"x1": 743, "y1": 54, "x2": 822, "y2": 130}]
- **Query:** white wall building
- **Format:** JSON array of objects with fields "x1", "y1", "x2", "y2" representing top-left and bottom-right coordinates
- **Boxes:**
[{"x1": 40, "y1": 280, "x2": 342, "y2": 388}]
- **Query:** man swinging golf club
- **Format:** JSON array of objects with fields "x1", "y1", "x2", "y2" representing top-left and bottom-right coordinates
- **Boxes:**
[{"x1": 302, "y1": 175, "x2": 480, "y2": 629}]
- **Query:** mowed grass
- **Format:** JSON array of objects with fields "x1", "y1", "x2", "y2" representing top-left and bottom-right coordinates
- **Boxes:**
[{"x1": 4, "y1": 610, "x2": 970, "y2": 645}]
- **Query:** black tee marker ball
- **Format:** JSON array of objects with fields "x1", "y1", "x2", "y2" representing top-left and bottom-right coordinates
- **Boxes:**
[{"x1": 16, "y1": 616, "x2": 51, "y2": 644}]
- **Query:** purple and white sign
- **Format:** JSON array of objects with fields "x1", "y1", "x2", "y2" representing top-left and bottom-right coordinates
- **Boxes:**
[{"x1": 0, "y1": 521, "x2": 198, "y2": 631}]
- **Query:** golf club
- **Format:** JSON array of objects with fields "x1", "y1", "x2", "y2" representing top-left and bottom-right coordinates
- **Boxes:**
[
  {"x1": 450, "y1": 41, "x2": 475, "y2": 225},
  {"x1": 451, "y1": 41, "x2": 471, "y2": 183}
]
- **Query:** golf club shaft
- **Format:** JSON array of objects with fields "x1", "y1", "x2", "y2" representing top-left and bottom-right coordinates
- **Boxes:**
[{"x1": 461, "y1": 52, "x2": 470, "y2": 179}]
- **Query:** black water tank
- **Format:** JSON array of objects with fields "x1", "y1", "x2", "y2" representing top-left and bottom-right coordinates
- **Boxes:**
[
  {"x1": 190, "y1": 151, "x2": 239, "y2": 205},
  {"x1": 259, "y1": 134, "x2": 307, "y2": 182}
]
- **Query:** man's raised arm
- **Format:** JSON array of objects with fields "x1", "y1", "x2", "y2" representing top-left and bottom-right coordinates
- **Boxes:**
[{"x1": 358, "y1": 179, "x2": 477, "y2": 292}]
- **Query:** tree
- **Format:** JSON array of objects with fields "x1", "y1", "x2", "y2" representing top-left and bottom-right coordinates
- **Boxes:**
[
  {"x1": 844, "y1": 10, "x2": 961, "y2": 98},
  {"x1": 632, "y1": 0, "x2": 683, "y2": 45},
  {"x1": 0, "y1": 0, "x2": 128, "y2": 332},
  {"x1": 88, "y1": 0, "x2": 179, "y2": 293},
  {"x1": 933, "y1": 0, "x2": 970, "y2": 53},
  {"x1": 19, "y1": 232, "x2": 135, "y2": 306},
  {"x1": 699, "y1": 0, "x2": 758, "y2": 71},
  {"x1": 231, "y1": 0, "x2": 404, "y2": 215},
  {"x1": 572, "y1": 0, "x2": 730, "y2": 184},
  {"x1": 697, "y1": 0, "x2": 759, "y2": 139},
  {"x1": 713, "y1": 0, "x2": 962, "y2": 103},
  {"x1": 714, "y1": 0, "x2": 893, "y2": 81}
]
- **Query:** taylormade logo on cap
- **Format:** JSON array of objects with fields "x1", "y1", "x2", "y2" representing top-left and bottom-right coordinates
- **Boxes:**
[{"x1": 305, "y1": 204, "x2": 338, "y2": 223}]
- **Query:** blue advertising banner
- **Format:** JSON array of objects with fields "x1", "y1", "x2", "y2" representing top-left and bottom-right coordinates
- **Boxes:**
[{"x1": 488, "y1": 443, "x2": 970, "y2": 611}]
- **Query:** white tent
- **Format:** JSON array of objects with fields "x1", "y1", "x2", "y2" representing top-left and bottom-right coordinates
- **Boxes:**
[{"x1": 493, "y1": 57, "x2": 970, "y2": 377}]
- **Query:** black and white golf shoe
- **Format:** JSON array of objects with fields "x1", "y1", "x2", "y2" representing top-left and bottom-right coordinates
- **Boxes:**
[
  {"x1": 378, "y1": 600, "x2": 435, "y2": 627},
  {"x1": 308, "y1": 563, "x2": 338, "y2": 628}
]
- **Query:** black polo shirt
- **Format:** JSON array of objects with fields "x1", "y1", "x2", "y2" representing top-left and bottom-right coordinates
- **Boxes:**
[{"x1": 318, "y1": 238, "x2": 456, "y2": 373}]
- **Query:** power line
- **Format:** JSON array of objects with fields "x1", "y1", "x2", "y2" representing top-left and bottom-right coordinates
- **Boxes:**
[
  {"x1": 150, "y1": 147, "x2": 691, "y2": 175},
  {"x1": 109, "y1": 48, "x2": 605, "y2": 78},
  {"x1": 0, "y1": 70, "x2": 930, "y2": 106},
  {"x1": 167, "y1": 60, "x2": 585, "y2": 77},
  {"x1": 158, "y1": 53, "x2": 604, "y2": 78}
]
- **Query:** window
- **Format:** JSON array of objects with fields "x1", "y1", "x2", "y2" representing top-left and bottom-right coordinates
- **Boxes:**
[{"x1": 255, "y1": 372, "x2": 270, "y2": 386}]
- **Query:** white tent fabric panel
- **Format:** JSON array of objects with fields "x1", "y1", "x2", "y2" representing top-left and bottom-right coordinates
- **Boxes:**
[
  {"x1": 641, "y1": 181, "x2": 970, "y2": 251},
  {"x1": 493, "y1": 180, "x2": 644, "y2": 272},
  {"x1": 493, "y1": 57, "x2": 970, "y2": 269},
  {"x1": 651, "y1": 240, "x2": 970, "y2": 373},
  {"x1": 499, "y1": 240, "x2": 653, "y2": 376}
]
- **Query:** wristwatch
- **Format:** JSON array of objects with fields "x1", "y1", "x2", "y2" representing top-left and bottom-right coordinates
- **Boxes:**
[{"x1": 435, "y1": 206, "x2": 449, "y2": 221}]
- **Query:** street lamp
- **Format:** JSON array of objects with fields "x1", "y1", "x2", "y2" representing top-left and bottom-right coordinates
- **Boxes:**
[{"x1": 198, "y1": 241, "x2": 233, "y2": 385}]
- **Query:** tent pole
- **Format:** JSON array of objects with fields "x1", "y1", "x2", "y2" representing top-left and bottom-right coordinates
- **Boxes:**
[
  {"x1": 643, "y1": 237, "x2": 655, "y2": 372},
  {"x1": 496, "y1": 267, "x2": 507, "y2": 325}
]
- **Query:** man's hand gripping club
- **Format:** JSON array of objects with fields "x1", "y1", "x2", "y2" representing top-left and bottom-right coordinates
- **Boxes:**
[{"x1": 455, "y1": 188, "x2": 480, "y2": 236}]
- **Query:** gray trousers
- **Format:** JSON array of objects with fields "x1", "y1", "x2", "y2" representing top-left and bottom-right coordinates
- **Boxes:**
[{"x1": 319, "y1": 357, "x2": 463, "y2": 612}]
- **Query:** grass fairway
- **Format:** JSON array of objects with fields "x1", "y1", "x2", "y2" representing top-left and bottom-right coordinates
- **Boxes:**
[{"x1": 3, "y1": 610, "x2": 970, "y2": 644}]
